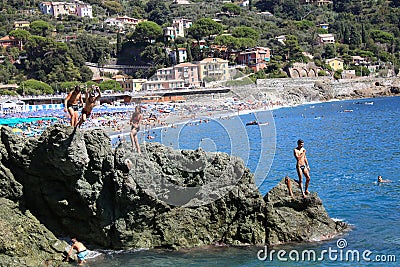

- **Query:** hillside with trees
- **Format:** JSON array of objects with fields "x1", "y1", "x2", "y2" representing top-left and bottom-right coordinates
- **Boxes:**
[{"x1": 0, "y1": 0, "x2": 399, "y2": 94}]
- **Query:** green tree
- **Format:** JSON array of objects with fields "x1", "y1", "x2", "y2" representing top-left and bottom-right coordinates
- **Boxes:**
[
  {"x1": 232, "y1": 26, "x2": 260, "y2": 41},
  {"x1": 8, "y1": 29, "x2": 30, "y2": 47},
  {"x1": 369, "y1": 30, "x2": 394, "y2": 44},
  {"x1": 30, "y1": 20, "x2": 52, "y2": 37},
  {"x1": 133, "y1": 21, "x2": 162, "y2": 43},
  {"x1": 18, "y1": 79, "x2": 53, "y2": 95},
  {"x1": 99, "y1": 80, "x2": 123, "y2": 92},
  {"x1": 222, "y1": 3, "x2": 241, "y2": 15},
  {"x1": 103, "y1": 1, "x2": 124, "y2": 15},
  {"x1": 188, "y1": 18, "x2": 223, "y2": 42}
]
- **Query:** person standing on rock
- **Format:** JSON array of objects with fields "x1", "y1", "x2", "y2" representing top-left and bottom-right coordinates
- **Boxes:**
[
  {"x1": 66, "y1": 238, "x2": 88, "y2": 265},
  {"x1": 294, "y1": 139, "x2": 311, "y2": 198},
  {"x1": 64, "y1": 85, "x2": 84, "y2": 127},
  {"x1": 130, "y1": 105, "x2": 143, "y2": 154},
  {"x1": 76, "y1": 85, "x2": 102, "y2": 128}
]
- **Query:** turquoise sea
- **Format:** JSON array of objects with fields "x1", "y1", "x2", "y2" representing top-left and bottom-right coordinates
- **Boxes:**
[{"x1": 99, "y1": 96, "x2": 399, "y2": 266}]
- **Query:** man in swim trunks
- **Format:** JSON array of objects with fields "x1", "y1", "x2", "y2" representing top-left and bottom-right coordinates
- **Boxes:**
[
  {"x1": 76, "y1": 85, "x2": 101, "y2": 128},
  {"x1": 294, "y1": 139, "x2": 311, "y2": 198},
  {"x1": 130, "y1": 105, "x2": 143, "y2": 153},
  {"x1": 64, "y1": 85, "x2": 84, "y2": 127},
  {"x1": 66, "y1": 238, "x2": 88, "y2": 265}
]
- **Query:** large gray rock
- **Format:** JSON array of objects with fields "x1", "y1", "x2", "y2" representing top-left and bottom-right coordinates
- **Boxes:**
[
  {"x1": 264, "y1": 178, "x2": 347, "y2": 245},
  {"x1": 0, "y1": 124, "x2": 347, "y2": 253},
  {"x1": 0, "y1": 198, "x2": 68, "y2": 267}
]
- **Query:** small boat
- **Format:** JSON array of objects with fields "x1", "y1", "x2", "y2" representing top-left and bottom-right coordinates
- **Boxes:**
[
  {"x1": 343, "y1": 109, "x2": 353, "y2": 112},
  {"x1": 246, "y1": 120, "x2": 258, "y2": 126},
  {"x1": 365, "y1": 102, "x2": 374, "y2": 105}
]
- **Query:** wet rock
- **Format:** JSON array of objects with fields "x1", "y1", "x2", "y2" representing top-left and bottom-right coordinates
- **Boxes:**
[
  {"x1": 0, "y1": 198, "x2": 68, "y2": 267},
  {"x1": 0, "y1": 124, "x2": 348, "y2": 255},
  {"x1": 264, "y1": 177, "x2": 347, "y2": 245}
]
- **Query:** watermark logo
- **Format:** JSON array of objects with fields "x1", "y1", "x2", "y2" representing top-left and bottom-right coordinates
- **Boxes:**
[{"x1": 257, "y1": 238, "x2": 397, "y2": 263}]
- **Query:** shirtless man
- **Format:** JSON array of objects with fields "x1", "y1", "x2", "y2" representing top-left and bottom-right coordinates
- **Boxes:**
[
  {"x1": 64, "y1": 86, "x2": 84, "y2": 127},
  {"x1": 294, "y1": 139, "x2": 311, "y2": 198},
  {"x1": 66, "y1": 238, "x2": 88, "y2": 265},
  {"x1": 130, "y1": 105, "x2": 143, "y2": 153},
  {"x1": 76, "y1": 86, "x2": 101, "y2": 128}
]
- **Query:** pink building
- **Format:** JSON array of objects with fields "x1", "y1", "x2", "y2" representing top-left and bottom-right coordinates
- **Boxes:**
[{"x1": 237, "y1": 47, "x2": 271, "y2": 72}]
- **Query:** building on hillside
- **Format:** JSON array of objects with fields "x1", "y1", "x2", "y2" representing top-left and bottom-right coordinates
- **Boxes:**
[
  {"x1": 112, "y1": 74, "x2": 129, "y2": 82},
  {"x1": 237, "y1": 47, "x2": 271, "y2": 72},
  {"x1": 104, "y1": 18, "x2": 124, "y2": 29},
  {"x1": 319, "y1": 23, "x2": 329, "y2": 30},
  {"x1": 116, "y1": 16, "x2": 141, "y2": 28},
  {"x1": 14, "y1": 21, "x2": 30, "y2": 29},
  {"x1": 174, "y1": 63, "x2": 200, "y2": 87},
  {"x1": 192, "y1": 40, "x2": 208, "y2": 49},
  {"x1": 164, "y1": 18, "x2": 192, "y2": 41},
  {"x1": 275, "y1": 35, "x2": 286, "y2": 45},
  {"x1": 172, "y1": 18, "x2": 192, "y2": 38},
  {"x1": 173, "y1": 0, "x2": 191, "y2": 4},
  {"x1": 164, "y1": 27, "x2": 176, "y2": 41},
  {"x1": 317, "y1": 33, "x2": 335, "y2": 44},
  {"x1": 169, "y1": 48, "x2": 188, "y2": 65},
  {"x1": 39, "y1": 1, "x2": 92, "y2": 18},
  {"x1": 341, "y1": 70, "x2": 356, "y2": 79},
  {"x1": 197, "y1": 58, "x2": 230, "y2": 82},
  {"x1": 0, "y1": 36, "x2": 21, "y2": 49},
  {"x1": 142, "y1": 80, "x2": 185, "y2": 91},
  {"x1": 39, "y1": 2, "x2": 52, "y2": 15},
  {"x1": 143, "y1": 63, "x2": 200, "y2": 90},
  {"x1": 351, "y1": 56, "x2": 368, "y2": 65},
  {"x1": 119, "y1": 79, "x2": 147, "y2": 92},
  {"x1": 325, "y1": 58, "x2": 344, "y2": 71},
  {"x1": 76, "y1": 2, "x2": 93, "y2": 18},
  {"x1": 301, "y1": 0, "x2": 332, "y2": 5}
]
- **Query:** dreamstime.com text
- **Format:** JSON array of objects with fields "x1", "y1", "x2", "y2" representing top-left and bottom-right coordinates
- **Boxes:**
[{"x1": 257, "y1": 239, "x2": 396, "y2": 263}]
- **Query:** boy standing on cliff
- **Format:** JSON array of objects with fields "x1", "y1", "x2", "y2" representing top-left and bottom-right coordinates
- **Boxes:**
[
  {"x1": 64, "y1": 86, "x2": 84, "y2": 127},
  {"x1": 76, "y1": 85, "x2": 101, "y2": 128},
  {"x1": 294, "y1": 139, "x2": 311, "y2": 198}
]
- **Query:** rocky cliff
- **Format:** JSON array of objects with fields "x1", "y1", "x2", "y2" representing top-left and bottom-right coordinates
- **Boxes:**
[{"x1": 0, "y1": 125, "x2": 347, "y2": 265}]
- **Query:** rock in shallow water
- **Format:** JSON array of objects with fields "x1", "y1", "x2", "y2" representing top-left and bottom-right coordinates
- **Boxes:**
[{"x1": 0, "y1": 124, "x2": 347, "y2": 259}]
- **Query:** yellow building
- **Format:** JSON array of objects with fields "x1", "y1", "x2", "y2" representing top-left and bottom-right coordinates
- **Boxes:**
[
  {"x1": 14, "y1": 21, "x2": 30, "y2": 29},
  {"x1": 197, "y1": 58, "x2": 230, "y2": 82},
  {"x1": 325, "y1": 58, "x2": 344, "y2": 71}
]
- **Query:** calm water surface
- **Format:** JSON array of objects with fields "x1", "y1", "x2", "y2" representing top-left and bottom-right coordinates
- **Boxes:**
[{"x1": 99, "y1": 96, "x2": 399, "y2": 266}]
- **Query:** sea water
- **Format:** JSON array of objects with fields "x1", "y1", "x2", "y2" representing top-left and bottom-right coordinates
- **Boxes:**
[{"x1": 98, "y1": 96, "x2": 399, "y2": 266}]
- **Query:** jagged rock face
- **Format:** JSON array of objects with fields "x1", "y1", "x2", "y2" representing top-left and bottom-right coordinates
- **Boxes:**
[
  {"x1": 0, "y1": 198, "x2": 68, "y2": 267},
  {"x1": 264, "y1": 178, "x2": 347, "y2": 245},
  {"x1": 0, "y1": 124, "x2": 347, "y2": 254},
  {"x1": 0, "y1": 125, "x2": 267, "y2": 249}
]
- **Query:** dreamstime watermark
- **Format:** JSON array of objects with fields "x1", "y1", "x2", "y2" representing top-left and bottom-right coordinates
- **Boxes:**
[{"x1": 257, "y1": 239, "x2": 397, "y2": 263}]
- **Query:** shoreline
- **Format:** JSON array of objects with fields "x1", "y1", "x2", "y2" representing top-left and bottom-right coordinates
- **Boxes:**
[{"x1": 108, "y1": 94, "x2": 397, "y2": 144}]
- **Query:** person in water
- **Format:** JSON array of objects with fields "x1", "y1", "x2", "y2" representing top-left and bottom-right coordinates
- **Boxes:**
[
  {"x1": 130, "y1": 105, "x2": 143, "y2": 153},
  {"x1": 66, "y1": 238, "x2": 88, "y2": 265},
  {"x1": 64, "y1": 85, "x2": 84, "y2": 127},
  {"x1": 377, "y1": 175, "x2": 391, "y2": 183},
  {"x1": 294, "y1": 139, "x2": 311, "y2": 198},
  {"x1": 76, "y1": 85, "x2": 101, "y2": 128}
]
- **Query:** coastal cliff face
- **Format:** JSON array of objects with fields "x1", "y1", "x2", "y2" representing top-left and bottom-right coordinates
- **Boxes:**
[{"x1": 0, "y1": 125, "x2": 347, "y2": 264}]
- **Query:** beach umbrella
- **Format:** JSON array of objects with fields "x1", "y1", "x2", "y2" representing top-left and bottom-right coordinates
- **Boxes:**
[{"x1": 12, "y1": 128, "x2": 23, "y2": 133}]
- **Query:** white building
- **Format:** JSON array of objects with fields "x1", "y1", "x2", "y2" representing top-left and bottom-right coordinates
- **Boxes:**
[{"x1": 317, "y1": 34, "x2": 335, "y2": 44}]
